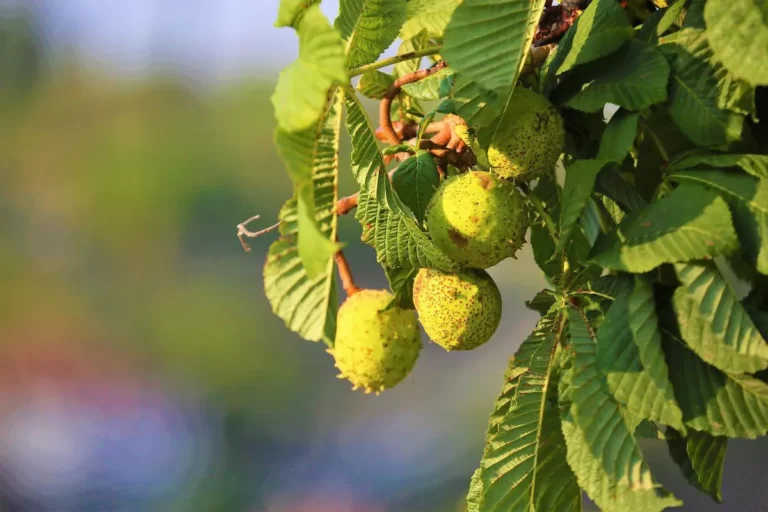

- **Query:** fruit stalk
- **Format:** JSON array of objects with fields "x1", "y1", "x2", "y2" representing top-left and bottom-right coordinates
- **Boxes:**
[{"x1": 334, "y1": 250, "x2": 360, "y2": 297}]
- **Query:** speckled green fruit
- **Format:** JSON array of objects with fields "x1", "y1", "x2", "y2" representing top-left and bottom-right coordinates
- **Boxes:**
[
  {"x1": 425, "y1": 171, "x2": 529, "y2": 269},
  {"x1": 487, "y1": 87, "x2": 564, "y2": 181},
  {"x1": 413, "y1": 268, "x2": 501, "y2": 351},
  {"x1": 330, "y1": 289, "x2": 421, "y2": 394}
]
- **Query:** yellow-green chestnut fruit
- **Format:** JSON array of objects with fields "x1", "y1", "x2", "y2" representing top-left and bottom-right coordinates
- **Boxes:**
[
  {"x1": 413, "y1": 268, "x2": 502, "y2": 351},
  {"x1": 329, "y1": 289, "x2": 421, "y2": 394},
  {"x1": 487, "y1": 87, "x2": 564, "y2": 182},
  {"x1": 425, "y1": 170, "x2": 529, "y2": 269}
]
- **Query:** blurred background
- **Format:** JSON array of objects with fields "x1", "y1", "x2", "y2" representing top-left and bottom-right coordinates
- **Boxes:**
[{"x1": 0, "y1": 1, "x2": 766, "y2": 511}]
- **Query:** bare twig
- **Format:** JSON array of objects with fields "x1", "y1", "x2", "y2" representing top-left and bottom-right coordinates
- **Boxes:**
[
  {"x1": 334, "y1": 250, "x2": 360, "y2": 297},
  {"x1": 237, "y1": 215, "x2": 282, "y2": 252},
  {"x1": 335, "y1": 193, "x2": 359, "y2": 215}
]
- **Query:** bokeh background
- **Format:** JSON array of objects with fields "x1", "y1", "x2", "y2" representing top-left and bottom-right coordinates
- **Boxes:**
[{"x1": 1, "y1": 2, "x2": 766, "y2": 511}]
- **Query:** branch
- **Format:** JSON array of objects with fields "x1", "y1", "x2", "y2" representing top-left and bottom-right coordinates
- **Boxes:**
[
  {"x1": 379, "y1": 61, "x2": 447, "y2": 145},
  {"x1": 348, "y1": 45, "x2": 443, "y2": 78},
  {"x1": 237, "y1": 215, "x2": 281, "y2": 252},
  {"x1": 334, "y1": 250, "x2": 360, "y2": 297}
]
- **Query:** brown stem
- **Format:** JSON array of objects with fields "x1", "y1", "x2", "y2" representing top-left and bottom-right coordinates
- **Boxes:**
[
  {"x1": 335, "y1": 193, "x2": 359, "y2": 215},
  {"x1": 379, "y1": 61, "x2": 447, "y2": 145},
  {"x1": 334, "y1": 250, "x2": 360, "y2": 297}
]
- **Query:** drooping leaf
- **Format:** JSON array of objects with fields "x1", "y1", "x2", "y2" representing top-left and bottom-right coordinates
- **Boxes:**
[
  {"x1": 561, "y1": 308, "x2": 681, "y2": 512},
  {"x1": 384, "y1": 266, "x2": 417, "y2": 309},
  {"x1": 344, "y1": 92, "x2": 459, "y2": 271},
  {"x1": 662, "y1": 329, "x2": 768, "y2": 439},
  {"x1": 718, "y1": 73, "x2": 758, "y2": 118},
  {"x1": 529, "y1": 176, "x2": 563, "y2": 283},
  {"x1": 595, "y1": 277, "x2": 685, "y2": 429},
  {"x1": 391, "y1": 151, "x2": 440, "y2": 223},
  {"x1": 704, "y1": 0, "x2": 768, "y2": 86},
  {"x1": 672, "y1": 262, "x2": 768, "y2": 374},
  {"x1": 263, "y1": 94, "x2": 343, "y2": 344},
  {"x1": 400, "y1": 0, "x2": 460, "y2": 39},
  {"x1": 450, "y1": 74, "x2": 501, "y2": 133},
  {"x1": 557, "y1": 159, "x2": 612, "y2": 253},
  {"x1": 470, "y1": 312, "x2": 581, "y2": 512},
  {"x1": 275, "y1": 0, "x2": 321, "y2": 28},
  {"x1": 563, "y1": 40, "x2": 669, "y2": 113},
  {"x1": 591, "y1": 183, "x2": 739, "y2": 273},
  {"x1": 274, "y1": 91, "x2": 343, "y2": 277},
  {"x1": 659, "y1": 29, "x2": 744, "y2": 147},
  {"x1": 597, "y1": 110, "x2": 640, "y2": 163},
  {"x1": 670, "y1": 152, "x2": 768, "y2": 180},
  {"x1": 683, "y1": 0, "x2": 705, "y2": 28},
  {"x1": 595, "y1": 167, "x2": 647, "y2": 213},
  {"x1": 668, "y1": 169, "x2": 768, "y2": 274},
  {"x1": 635, "y1": 419, "x2": 666, "y2": 439},
  {"x1": 526, "y1": 289, "x2": 557, "y2": 316},
  {"x1": 272, "y1": 6, "x2": 347, "y2": 132},
  {"x1": 443, "y1": 0, "x2": 547, "y2": 94},
  {"x1": 401, "y1": 67, "x2": 455, "y2": 100},
  {"x1": 356, "y1": 70, "x2": 394, "y2": 99},
  {"x1": 667, "y1": 428, "x2": 727, "y2": 503},
  {"x1": 336, "y1": 0, "x2": 406, "y2": 68}
]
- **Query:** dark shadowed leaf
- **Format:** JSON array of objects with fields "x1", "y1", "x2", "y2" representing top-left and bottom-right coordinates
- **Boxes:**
[{"x1": 667, "y1": 428, "x2": 727, "y2": 503}]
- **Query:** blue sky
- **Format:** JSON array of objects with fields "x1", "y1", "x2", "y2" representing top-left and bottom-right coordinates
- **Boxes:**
[{"x1": 3, "y1": 1, "x2": 365, "y2": 82}]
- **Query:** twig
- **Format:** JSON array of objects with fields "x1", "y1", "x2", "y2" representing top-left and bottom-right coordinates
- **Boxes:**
[
  {"x1": 336, "y1": 193, "x2": 359, "y2": 215},
  {"x1": 237, "y1": 215, "x2": 281, "y2": 252},
  {"x1": 348, "y1": 45, "x2": 443, "y2": 78},
  {"x1": 379, "y1": 61, "x2": 447, "y2": 145},
  {"x1": 334, "y1": 250, "x2": 360, "y2": 297}
]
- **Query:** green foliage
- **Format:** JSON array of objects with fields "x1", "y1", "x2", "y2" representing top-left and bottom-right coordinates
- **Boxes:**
[
  {"x1": 704, "y1": 0, "x2": 768, "y2": 86},
  {"x1": 667, "y1": 428, "x2": 727, "y2": 502},
  {"x1": 263, "y1": 1, "x2": 768, "y2": 509},
  {"x1": 272, "y1": 6, "x2": 346, "y2": 132},
  {"x1": 336, "y1": 0, "x2": 406, "y2": 68}
]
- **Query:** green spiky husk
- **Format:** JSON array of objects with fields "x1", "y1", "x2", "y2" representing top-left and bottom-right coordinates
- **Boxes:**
[
  {"x1": 330, "y1": 289, "x2": 421, "y2": 394},
  {"x1": 413, "y1": 268, "x2": 502, "y2": 351}
]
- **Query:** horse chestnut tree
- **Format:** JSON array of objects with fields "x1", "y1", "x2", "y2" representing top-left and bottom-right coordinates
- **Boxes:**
[{"x1": 245, "y1": 0, "x2": 768, "y2": 510}]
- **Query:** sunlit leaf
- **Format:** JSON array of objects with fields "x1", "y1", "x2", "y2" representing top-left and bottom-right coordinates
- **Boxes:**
[
  {"x1": 275, "y1": 0, "x2": 321, "y2": 28},
  {"x1": 597, "y1": 110, "x2": 640, "y2": 163},
  {"x1": 336, "y1": 0, "x2": 406, "y2": 68},
  {"x1": 272, "y1": 6, "x2": 347, "y2": 132},
  {"x1": 400, "y1": 0, "x2": 460, "y2": 39},
  {"x1": 356, "y1": 70, "x2": 394, "y2": 99},
  {"x1": 704, "y1": 0, "x2": 768, "y2": 86}
]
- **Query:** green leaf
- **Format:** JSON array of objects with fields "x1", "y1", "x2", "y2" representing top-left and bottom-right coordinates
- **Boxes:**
[
  {"x1": 597, "y1": 110, "x2": 640, "y2": 163},
  {"x1": 263, "y1": 95, "x2": 343, "y2": 344},
  {"x1": 683, "y1": 0, "x2": 705, "y2": 29},
  {"x1": 394, "y1": 31, "x2": 428, "y2": 78},
  {"x1": 595, "y1": 167, "x2": 647, "y2": 213},
  {"x1": 592, "y1": 183, "x2": 739, "y2": 273},
  {"x1": 356, "y1": 70, "x2": 394, "y2": 99},
  {"x1": 336, "y1": 0, "x2": 406, "y2": 68},
  {"x1": 704, "y1": 0, "x2": 768, "y2": 86},
  {"x1": 391, "y1": 151, "x2": 440, "y2": 224},
  {"x1": 526, "y1": 289, "x2": 557, "y2": 316},
  {"x1": 563, "y1": 40, "x2": 670, "y2": 113},
  {"x1": 558, "y1": 159, "x2": 612, "y2": 253},
  {"x1": 663, "y1": 330, "x2": 768, "y2": 439},
  {"x1": 470, "y1": 312, "x2": 581, "y2": 512},
  {"x1": 668, "y1": 169, "x2": 768, "y2": 274},
  {"x1": 450, "y1": 74, "x2": 501, "y2": 133},
  {"x1": 659, "y1": 29, "x2": 744, "y2": 147},
  {"x1": 667, "y1": 428, "x2": 727, "y2": 503},
  {"x1": 272, "y1": 6, "x2": 347, "y2": 132},
  {"x1": 443, "y1": 0, "x2": 546, "y2": 94},
  {"x1": 401, "y1": 68, "x2": 455, "y2": 100},
  {"x1": 670, "y1": 152, "x2": 768, "y2": 179},
  {"x1": 561, "y1": 308, "x2": 681, "y2": 512},
  {"x1": 595, "y1": 277, "x2": 685, "y2": 429},
  {"x1": 672, "y1": 262, "x2": 768, "y2": 374},
  {"x1": 384, "y1": 266, "x2": 417, "y2": 309},
  {"x1": 400, "y1": 0, "x2": 460, "y2": 39},
  {"x1": 635, "y1": 419, "x2": 666, "y2": 439},
  {"x1": 275, "y1": 0, "x2": 321, "y2": 28},
  {"x1": 556, "y1": 0, "x2": 633, "y2": 75},
  {"x1": 530, "y1": 176, "x2": 563, "y2": 283},
  {"x1": 274, "y1": 91, "x2": 343, "y2": 277},
  {"x1": 344, "y1": 92, "x2": 459, "y2": 271}
]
